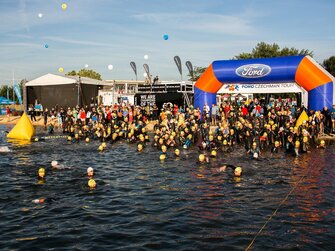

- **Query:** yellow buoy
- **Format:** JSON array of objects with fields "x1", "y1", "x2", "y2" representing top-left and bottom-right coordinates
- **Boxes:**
[{"x1": 7, "y1": 113, "x2": 35, "y2": 140}]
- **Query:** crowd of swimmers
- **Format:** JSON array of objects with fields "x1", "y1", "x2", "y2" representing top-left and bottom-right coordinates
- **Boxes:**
[{"x1": 30, "y1": 98, "x2": 335, "y2": 192}]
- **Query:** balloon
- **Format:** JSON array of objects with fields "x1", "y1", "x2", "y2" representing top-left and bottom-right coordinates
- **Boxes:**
[
  {"x1": 144, "y1": 54, "x2": 149, "y2": 60},
  {"x1": 143, "y1": 73, "x2": 147, "y2": 77},
  {"x1": 58, "y1": 67, "x2": 64, "y2": 73},
  {"x1": 163, "y1": 34, "x2": 169, "y2": 40},
  {"x1": 44, "y1": 44, "x2": 48, "y2": 48},
  {"x1": 38, "y1": 13, "x2": 43, "y2": 18},
  {"x1": 85, "y1": 64, "x2": 89, "y2": 68},
  {"x1": 61, "y1": 3, "x2": 67, "y2": 10},
  {"x1": 107, "y1": 64, "x2": 113, "y2": 70}
]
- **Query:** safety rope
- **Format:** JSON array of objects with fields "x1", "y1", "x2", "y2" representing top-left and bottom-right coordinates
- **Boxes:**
[{"x1": 245, "y1": 166, "x2": 312, "y2": 251}]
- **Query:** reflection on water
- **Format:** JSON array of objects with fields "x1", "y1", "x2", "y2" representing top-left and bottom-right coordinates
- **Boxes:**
[{"x1": 0, "y1": 125, "x2": 334, "y2": 250}]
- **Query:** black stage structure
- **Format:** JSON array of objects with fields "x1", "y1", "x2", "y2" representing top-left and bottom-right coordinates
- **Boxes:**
[
  {"x1": 25, "y1": 74, "x2": 108, "y2": 110},
  {"x1": 134, "y1": 82, "x2": 194, "y2": 109}
]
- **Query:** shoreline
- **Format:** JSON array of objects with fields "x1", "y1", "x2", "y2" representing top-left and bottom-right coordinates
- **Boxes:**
[{"x1": 0, "y1": 115, "x2": 157, "y2": 131}]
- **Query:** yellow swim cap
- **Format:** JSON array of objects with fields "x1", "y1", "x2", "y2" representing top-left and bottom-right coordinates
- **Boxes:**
[
  {"x1": 38, "y1": 168, "x2": 45, "y2": 177},
  {"x1": 137, "y1": 144, "x2": 143, "y2": 151},
  {"x1": 85, "y1": 137, "x2": 90, "y2": 143},
  {"x1": 295, "y1": 141, "x2": 300, "y2": 147},
  {"x1": 320, "y1": 140, "x2": 325, "y2": 146},
  {"x1": 174, "y1": 149, "x2": 180, "y2": 156},
  {"x1": 234, "y1": 167, "x2": 242, "y2": 177},
  {"x1": 274, "y1": 141, "x2": 280, "y2": 147},
  {"x1": 160, "y1": 154, "x2": 166, "y2": 161},
  {"x1": 199, "y1": 154, "x2": 205, "y2": 162},
  {"x1": 67, "y1": 136, "x2": 72, "y2": 141},
  {"x1": 98, "y1": 145, "x2": 104, "y2": 151},
  {"x1": 211, "y1": 150, "x2": 217, "y2": 157},
  {"x1": 101, "y1": 142, "x2": 107, "y2": 148},
  {"x1": 88, "y1": 179, "x2": 96, "y2": 188}
]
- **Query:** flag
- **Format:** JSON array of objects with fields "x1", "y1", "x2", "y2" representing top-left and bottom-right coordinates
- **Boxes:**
[
  {"x1": 295, "y1": 110, "x2": 309, "y2": 127},
  {"x1": 174, "y1": 56, "x2": 182, "y2": 76},
  {"x1": 143, "y1": 64, "x2": 150, "y2": 76},
  {"x1": 13, "y1": 83, "x2": 22, "y2": 105},
  {"x1": 185, "y1": 61, "x2": 193, "y2": 78},
  {"x1": 130, "y1": 61, "x2": 137, "y2": 76}
]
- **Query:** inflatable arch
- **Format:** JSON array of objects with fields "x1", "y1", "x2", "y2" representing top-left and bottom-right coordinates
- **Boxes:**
[{"x1": 194, "y1": 55, "x2": 334, "y2": 111}]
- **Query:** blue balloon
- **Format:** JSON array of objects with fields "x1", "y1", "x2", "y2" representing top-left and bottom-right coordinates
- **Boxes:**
[
  {"x1": 163, "y1": 34, "x2": 169, "y2": 40},
  {"x1": 44, "y1": 44, "x2": 48, "y2": 48}
]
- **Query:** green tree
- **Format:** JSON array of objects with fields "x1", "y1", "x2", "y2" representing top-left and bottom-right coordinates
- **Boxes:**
[
  {"x1": 323, "y1": 56, "x2": 335, "y2": 77},
  {"x1": 188, "y1": 66, "x2": 207, "y2": 81},
  {"x1": 66, "y1": 69, "x2": 102, "y2": 80},
  {"x1": 234, "y1": 42, "x2": 313, "y2": 59}
]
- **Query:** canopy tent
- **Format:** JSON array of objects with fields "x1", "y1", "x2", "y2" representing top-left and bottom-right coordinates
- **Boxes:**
[
  {"x1": 0, "y1": 97, "x2": 15, "y2": 105},
  {"x1": 25, "y1": 73, "x2": 109, "y2": 110}
]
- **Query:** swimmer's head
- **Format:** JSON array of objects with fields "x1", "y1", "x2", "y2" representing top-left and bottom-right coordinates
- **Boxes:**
[
  {"x1": 67, "y1": 136, "x2": 72, "y2": 141},
  {"x1": 87, "y1": 167, "x2": 94, "y2": 177},
  {"x1": 101, "y1": 142, "x2": 107, "y2": 149},
  {"x1": 88, "y1": 179, "x2": 96, "y2": 188},
  {"x1": 234, "y1": 167, "x2": 242, "y2": 177},
  {"x1": 38, "y1": 167, "x2": 45, "y2": 178},
  {"x1": 211, "y1": 150, "x2": 217, "y2": 157},
  {"x1": 174, "y1": 149, "x2": 180, "y2": 157},
  {"x1": 51, "y1": 161, "x2": 58, "y2": 167},
  {"x1": 199, "y1": 154, "x2": 205, "y2": 163},
  {"x1": 320, "y1": 140, "x2": 326, "y2": 147},
  {"x1": 274, "y1": 141, "x2": 280, "y2": 147},
  {"x1": 98, "y1": 145, "x2": 104, "y2": 151},
  {"x1": 159, "y1": 154, "x2": 166, "y2": 161},
  {"x1": 252, "y1": 142, "x2": 257, "y2": 147},
  {"x1": 137, "y1": 143, "x2": 143, "y2": 151},
  {"x1": 303, "y1": 136, "x2": 308, "y2": 143},
  {"x1": 223, "y1": 140, "x2": 228, "y2": 146},
  {"x1": 161, "y1": 145, "x2": 167, "y2": 153},
  {"x1": 85, "y1": 137, "x2": 90, "y2": 143}
]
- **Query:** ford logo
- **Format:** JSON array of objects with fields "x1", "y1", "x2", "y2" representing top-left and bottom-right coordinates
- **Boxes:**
[{"x1": 235, "y1": 64, "x2": 271, "y2": 78}]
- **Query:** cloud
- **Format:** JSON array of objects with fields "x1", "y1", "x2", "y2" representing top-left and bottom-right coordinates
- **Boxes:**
[
  {"x1": 132, "y1": 12, "x2": 256, "y2": 36},
  {"x1": 41, "y1": 36, "x2": 112, "y2": 47}
]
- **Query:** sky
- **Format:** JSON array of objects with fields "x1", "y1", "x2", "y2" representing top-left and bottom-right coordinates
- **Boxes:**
[{"x1": 0, "y1": 0, "x2": 335, "y2": 84}]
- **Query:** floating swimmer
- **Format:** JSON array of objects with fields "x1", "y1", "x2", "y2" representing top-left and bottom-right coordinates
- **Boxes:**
[
  {"x1": 87, "y1": 167, "x2": 94, "y2": 178},
  {"x1": 32, "y1": 198, "x2": 55, "y2": 204},
  {"x1": 218, "y1": 165, "x2": 242, "y2": 177},
  {"x1": 51, "y1": 160, "x2": 60, "y2": 169},
  {"x1": 0, "y1": 146, "x2": 11, "y2": 152}
]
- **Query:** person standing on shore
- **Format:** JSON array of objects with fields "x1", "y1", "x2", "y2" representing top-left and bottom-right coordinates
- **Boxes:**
[
  {"x1": 29, "y1": 105, "x2": 37, "y2": 122},
  {"x1": 43, "y1": 108, "x2": 49, "y2": 129},
  {"x1": 6, "y1": 106, "x2": 11, "y2": 122}
]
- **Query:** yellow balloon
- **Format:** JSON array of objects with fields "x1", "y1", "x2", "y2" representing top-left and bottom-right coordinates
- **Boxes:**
[
  {"x1": 61, "y1": 3, "x2": 67, "y2": 10},
  {"x1": 58, "y1": 67, "x2": 64, "y2": 73}
]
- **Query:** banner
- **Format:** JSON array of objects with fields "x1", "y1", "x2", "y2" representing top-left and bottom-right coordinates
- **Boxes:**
[
  {"x1": 130, "y1": 61, "x2": 137, "y2": 76},
  {"x1": 174, "y1": 56, "x2": 182, "y2": 76},
  {"x1": 13, "y1": 83, "x2": 22, "y2": 105},
  {"x1": 185, "y1": 61, "x2": 193, "y2": 78}
]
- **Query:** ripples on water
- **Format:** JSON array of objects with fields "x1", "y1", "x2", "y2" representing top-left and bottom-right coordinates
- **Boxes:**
[{"x1": 0, "y1": 126, "x2": 334, "y2": 250}]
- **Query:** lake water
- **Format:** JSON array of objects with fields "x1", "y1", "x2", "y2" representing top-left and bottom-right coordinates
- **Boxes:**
[{"x1": 0, "y1": 125, "x2": 334, "y2": 250}]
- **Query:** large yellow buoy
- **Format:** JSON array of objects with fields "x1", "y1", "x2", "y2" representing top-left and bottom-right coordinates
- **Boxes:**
[{"x1": 7, "y1": 113, "x2": 35, "y2": 140}]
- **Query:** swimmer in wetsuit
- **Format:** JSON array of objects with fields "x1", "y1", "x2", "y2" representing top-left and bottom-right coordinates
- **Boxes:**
[{"x1": 218, "y1": 165, "x2": 242, "y2": 177}]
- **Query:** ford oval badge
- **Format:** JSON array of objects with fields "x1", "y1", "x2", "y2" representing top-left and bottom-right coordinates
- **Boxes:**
[{"x1": 235, "y1": 64, "x2": 271, "y2": 78}]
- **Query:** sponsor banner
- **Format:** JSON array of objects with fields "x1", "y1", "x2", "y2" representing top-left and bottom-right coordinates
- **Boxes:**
[
  {"x1": 174, "y1": 56, "x2": 182, "y2": 76},
  {"x1": 218, "y1": 82, "x2": 305, "y2": 94},
  {"x1": 13, "y1": 83, "x2": 22, "y2": 105},
  {"x1": 130, "y1": 61, "x2": 137, "y2": 76}
]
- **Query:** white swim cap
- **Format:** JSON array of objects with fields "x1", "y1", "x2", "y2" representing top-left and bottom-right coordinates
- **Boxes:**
[
  {"x1": 87, "y1": 167, "x2": 94, "y2": 173},
  {"x1": 51, "y1": 160, "x2": 58, "y2": 167},
  {"x1": 253, "y1": 152, "x2": 259, "y2": 158}
]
